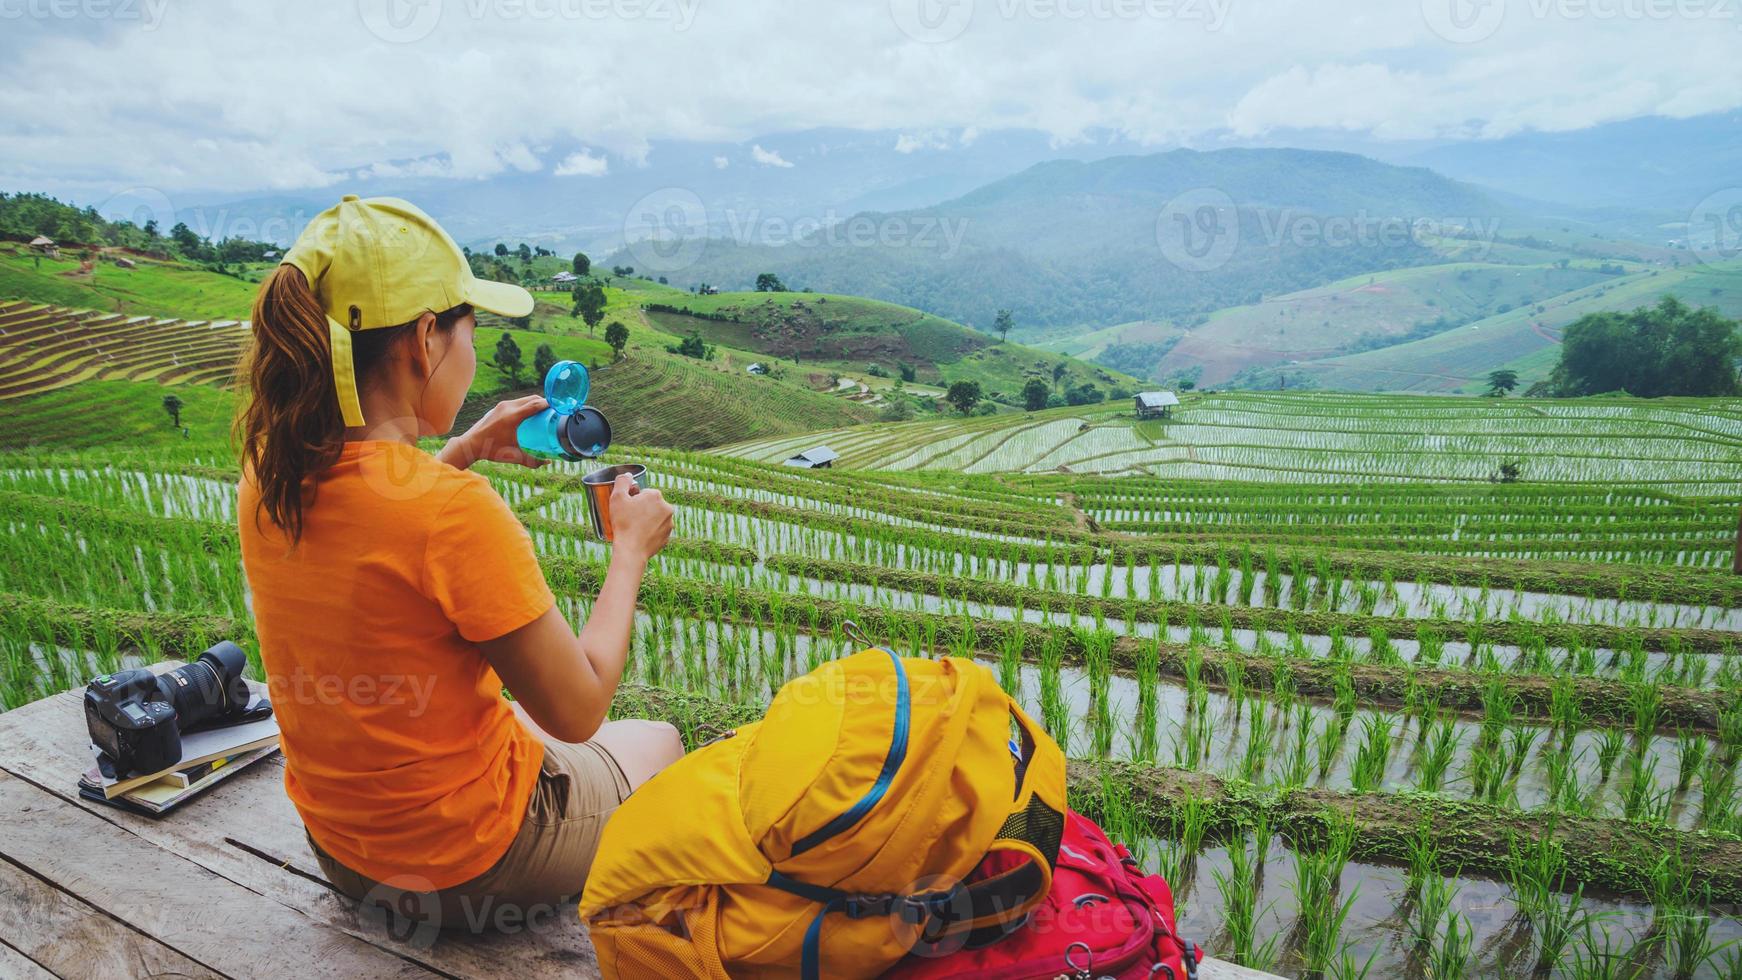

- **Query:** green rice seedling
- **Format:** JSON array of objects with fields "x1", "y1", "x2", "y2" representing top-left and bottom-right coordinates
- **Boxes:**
[
  {"x1": 1507, "y1": 722, "x2": 1542, "y2": 776},
  {"x1": 1675, "y1": 730, "x2": 1708, "y2": 793},
  {"x1": 1039, "y1": 633, "x2": 1067, "y2": 756},
  {"x1": 1570, "y1": 918, "x2": 1654, "y2": 980},
  {"x1": 1550, "y1": 675, "x2": 1583, "y2": 744},
  {"x1": 1663, "y1": 889, "x2": 1733, "y2": 980},
  {"x1": 1349, "y1": 713, "x2": 1394, "y2": 792},
  {"x1": 1595, "y1": 727, "x2": 1626, "y2": 782},
  {"x1": 1700, "y1": 755, "x2": 1738, "y2": 832},
  {"x1": 1417, "y1": 628, "x2": 1444, "y2": 668},
  {"x1": 1629, "y1": 681, "x2": 1661, "y2": 738},
  {"x1": 1224, "y1": 649, "x2": 1246, "y2": 706},
  {"x1": 1240, "y1": 697, "x2": 1270, "y2": 782},
  {"x1": 1366, "y1": 627, "x2": 1399, "y2": 667},
  {"x1": 1411, "y1": 870, "x2": 1458, "y2": 950},
  {"x1": 1269, "y1": 652, "x2": 1297, "y2": 709},
  {"x1": 1082, "y1": 628, "x2": 1114, "y2": 758},
  {"x1": 1158, "y1": 789, "x2": 1210, "y2": 896},
  {"x1": 1282, "y1": 705, "x2": 1313, "y2": 788},
  {"x1": 1426, "y1": 908, "x2": 1472, "y2": 980},
  {"x1": 1316, "y1": 713, "x2": 1347, "y2": 781},
  {"x1": 1135, "y1": 637, "x2": 1160, "y2": 761},
  {"x1": 1173, "y1": 707, "x2": 1213, "y2": 772},
  {"x1": 1293, "y1": 855, "x2": 1358, "y2": 975},
  {"x1": 1213, "y1": 832, "x2": 1280, "y2": 971},
  {"x1": 1328, "y1": 941, "x2": 1380, "y2": 980},
  {"x1": 998, "y1": 628, "x2": 1023, "y2": 698}
]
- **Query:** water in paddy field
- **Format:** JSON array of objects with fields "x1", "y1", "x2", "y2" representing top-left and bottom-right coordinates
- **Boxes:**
[{"x1": 1166, "y1": 833, "x2": 1742, "y2": 980}]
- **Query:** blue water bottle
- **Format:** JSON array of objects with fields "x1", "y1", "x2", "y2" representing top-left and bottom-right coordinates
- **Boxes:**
[{"x1": 517, "y1": 360, "x2": 613, "y2": 461}]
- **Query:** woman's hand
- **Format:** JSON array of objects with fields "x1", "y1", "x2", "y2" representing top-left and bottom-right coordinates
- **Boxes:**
[
  {"x1": 438, "y1": 395, "x2": 549, "y2": 471},
  {"x1": 608, "y1": 473, "x2": 673, "y2": 564}
]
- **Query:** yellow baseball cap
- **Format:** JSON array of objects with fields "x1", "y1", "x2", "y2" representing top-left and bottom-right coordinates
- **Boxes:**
[{"x1": 281, "y1": 194, "x2": 534, "y2": 426}]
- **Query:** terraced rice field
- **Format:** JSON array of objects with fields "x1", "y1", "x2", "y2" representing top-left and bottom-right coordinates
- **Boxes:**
[
  {"x1": 4, "y1": 401, "x2": 1742, "y2": 977},
  {"x1": 0, "y1": 301, "x2": 247, "y2": 399},
  {"x1": 722, "y1": 391, "x2": 1742, "y2": 494}
]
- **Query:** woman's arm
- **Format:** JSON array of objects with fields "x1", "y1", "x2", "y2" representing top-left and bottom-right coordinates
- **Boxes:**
[{"x1": 479, "y1": 474, "x2": 673, "y2": 742}]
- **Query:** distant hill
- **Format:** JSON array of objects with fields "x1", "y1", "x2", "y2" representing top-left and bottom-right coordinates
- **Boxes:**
[
  {"x1": 1399, "y1": 111, "x2": 1742, "y2": 214},
  {"x1": 1281, "y1": 259, "x2": 1742, "y2": 393},
  {"x1": 622, "y1": 280, "x2": 1142, "y2": 399},
  {"x1": 1047, "y1": 261, "x2": 1624, "y2": 387},
  {"x1": 622, "y1": 148, "x2": 1529, "y2": 334}
]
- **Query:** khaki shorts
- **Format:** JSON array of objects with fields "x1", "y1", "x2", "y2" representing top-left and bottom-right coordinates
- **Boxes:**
[{"x1": 309, "y1": 739, "x2": 632, "y2": 932}]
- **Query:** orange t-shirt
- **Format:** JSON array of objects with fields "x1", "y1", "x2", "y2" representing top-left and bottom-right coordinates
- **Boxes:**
[{"x1": 238, "y1": 441, "x2": 553, "y2": 889}]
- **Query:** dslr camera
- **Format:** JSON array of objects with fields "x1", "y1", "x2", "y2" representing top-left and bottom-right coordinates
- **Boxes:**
[{"x1": 84, "y1": 641, "x2": 268, "y2": 777}]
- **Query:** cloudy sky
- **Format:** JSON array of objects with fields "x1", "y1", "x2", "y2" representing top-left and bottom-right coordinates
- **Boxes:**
[{"x1": 2, "y1": 0, "x2": 1739, "y2": 201}]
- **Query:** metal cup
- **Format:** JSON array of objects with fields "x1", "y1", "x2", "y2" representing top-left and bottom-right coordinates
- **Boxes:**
[{"x1": 581, "y1": 463, "x2": 647, "y2": 542}]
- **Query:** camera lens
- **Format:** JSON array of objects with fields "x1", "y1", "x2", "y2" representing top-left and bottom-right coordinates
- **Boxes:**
[{"x1": 159, "y1": 641, "x2": 249, "y2": 728}]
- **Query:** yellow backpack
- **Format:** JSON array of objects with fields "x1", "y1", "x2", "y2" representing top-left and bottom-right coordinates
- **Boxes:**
[{"x1": 579, "y1": 645, "x2": 1068, "y2": 979}]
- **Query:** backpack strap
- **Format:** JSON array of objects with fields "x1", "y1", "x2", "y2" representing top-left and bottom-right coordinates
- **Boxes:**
[{"x1": 764, "y1": 650, "x2": 1062, "y2": 979}]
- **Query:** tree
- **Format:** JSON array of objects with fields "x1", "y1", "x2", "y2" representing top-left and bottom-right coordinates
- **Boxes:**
[
  {"x1": 1067, "y1": 384, "x2": 1104, "y2": 406},
  {"x1": 143, "y1": 218, "x2": 159, "y2": 239},
  {"x1": 161, "y1": 393, "x2": 183, "y2": 428},
  {"x1": 898, "y1": 362, "x2": 916, "y2": 382},
  {"x1": 1485, "y1": 369, "x2": 1519, "y2": 396},
  {"x1": 946, "y1": 380, "x2": 983, "y2": 414},
  {"x1": 493, "y1": 332, "x2": 525, "y2": 385},
  {"x1": 533, "y1": 343, "x2": 557, "y2": 381},
  {"x1": 993, "y1": 309, "x2": 1014, "y2": 343},
  {"x1": 1022, "y1": 378, "x2": 1050, "y2": 412},
  {"x1": 493, "y1": 243, "x2": 508, "y2": 256},
  {"x1": 667, "y1": 332, "x2": 715, "y2": 360},
  {"x1": 516, "y1": 243, "x2": 532, "y2": 263},
  {"x1": 755, "y1": 272, "x2": 787, "y2": 293},
  {"x1": 572, "y1": 252, "x2": 591, "y2": 277},
  {"x1": 571, "y1": 283, "x2": 607, "y2": 335},
  {"x1": 169, "y1": 222, "x2": 202, "y2": 254},
  {"x1": 605, "y1": 320, "x2": 629, "y2": 360},
  {"x1": 1051, "y1": 363, "x2": 1068, "y2": 384},
  {"x1": 1549, "y1": 297, "x2": 1742, "y2": 397}
]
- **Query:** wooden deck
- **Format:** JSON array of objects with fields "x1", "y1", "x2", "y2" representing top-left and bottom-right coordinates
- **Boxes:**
[{"x1": 0, "y1": 684, "x2": 1277, "y2": 979}]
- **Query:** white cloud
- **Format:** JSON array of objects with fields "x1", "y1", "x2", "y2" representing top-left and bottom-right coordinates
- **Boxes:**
[
  {"x1": 894, "y1": 130, "x2": 952, "y2": 154},
  {"x1": 554, "y1": 149, "x2": 609, "y2": 177},
  {"x1": 712, "y1": 155, "x2": 730, "y2": 169},
  {"x1": 750, "y1": 144, "x2": 794, "y2": 168},
  {"x1": 0, "y1": 1, "x2": 1738, "y2": 197}
]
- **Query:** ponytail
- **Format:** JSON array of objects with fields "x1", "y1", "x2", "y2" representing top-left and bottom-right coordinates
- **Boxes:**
[{"x1": 235, "y1": 266, "x2": 469, "y2": 543}]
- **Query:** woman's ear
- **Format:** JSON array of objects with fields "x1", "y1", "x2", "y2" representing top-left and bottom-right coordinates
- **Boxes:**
[{"x1": 409, "y1": 311, "x2": 440, "y2": 379}]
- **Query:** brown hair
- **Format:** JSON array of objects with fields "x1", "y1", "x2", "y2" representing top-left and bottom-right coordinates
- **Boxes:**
[{"x1": 234, "y1": 265, "x2": 471, "y2": 542}]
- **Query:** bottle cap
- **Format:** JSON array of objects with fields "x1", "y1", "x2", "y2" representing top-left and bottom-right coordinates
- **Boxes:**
[{"x1": 544, "y1": 360, "x2": 589, "y2": 415}]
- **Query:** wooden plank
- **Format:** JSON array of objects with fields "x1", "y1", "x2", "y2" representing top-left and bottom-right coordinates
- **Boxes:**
[
  {"x1": 0, "y1": 939, "x2": 57, "y2": 980},
  {"x1": 0, "y1": 846, "x2": 222, "y2": 980},
  {"x1": 0, "y1": 772, "x2": 433, "y2": 978},
  {"x1": 0, "y1": 685, "x2": 602, "y2": 979}
]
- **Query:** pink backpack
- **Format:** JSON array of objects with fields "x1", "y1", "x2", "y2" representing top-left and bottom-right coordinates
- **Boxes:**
[{"x1": 884, "y1": 810, "x2": 1200, "y2": 979}]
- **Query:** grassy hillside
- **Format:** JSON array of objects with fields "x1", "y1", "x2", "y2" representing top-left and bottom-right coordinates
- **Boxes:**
[
  {"x1": 1288, "y1": 259, "x2": 1742, "y2": 392},
  {"x1": 1048, "y1": 262, "x2": 1624, "y2": 387},
  {"x1": 0, "y1": 246, "x2": 882, "y2": 451},
  {"x1": 618, "y1": 279, "x2": 1142, "y2": 401},
  {"x1": 0, "y1": 244, "x2": 259, "y2": 320}
]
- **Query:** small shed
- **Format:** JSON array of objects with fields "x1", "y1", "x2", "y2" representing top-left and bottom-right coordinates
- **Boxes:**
[
  {"x1": 551, "y1": 270, "x2": 578, "y2": 284},
  {"x1": 746, "y1": 362, "x2": 767, "y2": 375},
  {"x1": 1134, "y1": 390, "x2": 1179, "y2": 419},
  {"x1": 29, "y1": 235, "x2": 58, "y2": 258},
  {"x1": 114, "y1": 257, "x2": 136, "y2": 269},
  {"x1": 783, "y1": 445, "x2": 839, "y2": 469}
]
